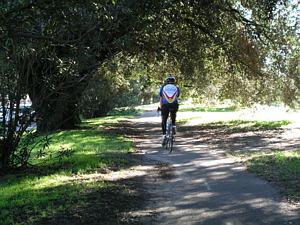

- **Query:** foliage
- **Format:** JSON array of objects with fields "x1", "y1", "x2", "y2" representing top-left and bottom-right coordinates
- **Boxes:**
[
  {"x1": 9, "y1": 131, "x2": 50, "y2": 168},
  {"x1": 1, "y1": 0, "x2": 295, "y2": 122},
  {"x1": 79, "y1": 56, "x2": 157, "y2": 118},
  {"x1": 108, "y1": 106, "x2": 143, "y2": 116},
  {"x1": 169, "y1": 1, "x2": 300, "y2": 107},
  {"x1": 0, "y1": 41, "x2": 37, "y2": 171},
  {"x1": 258, "y1": 1, "x2": 300, "y2": 107},
  {"x1": 1, "y1": 0, "x2": 139, "y2": 169},
  {"x1": 0, "y1": 0, "x2": 298, "y2": 171}
]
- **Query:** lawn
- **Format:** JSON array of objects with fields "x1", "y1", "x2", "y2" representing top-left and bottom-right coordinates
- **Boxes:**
[
  {"x1": 232, "y1": 150, "x2": 300, "y2": 202},
  {"x1": 0, "y1": 115, "x2": 142, "y2": 225},
  {"x1": 206, "y1": 119, "x2": 291, "y2": 130},
  {"x1": 179, "y1": 100, "x2": 238, "y2": 112},
  {"x1": 213, "y1": 119, "x2": 300, "y2": 203},
  {"x1": 179, "y1": 104, "x2": 299, "y2": 203}
]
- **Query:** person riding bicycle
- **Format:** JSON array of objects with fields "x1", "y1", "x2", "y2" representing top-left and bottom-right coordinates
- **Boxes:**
[{"x1": 159, "y1": 74, "x2": 180, "y2": 144}]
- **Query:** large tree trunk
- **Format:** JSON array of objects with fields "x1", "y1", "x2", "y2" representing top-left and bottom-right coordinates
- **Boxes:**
[
  {"x1": 34, "y1": 94, "x2": 81, "y2": 132},
  {"x1": 0, "y1": 136, "x2": 16, "y2": 173},
  {"x1": 25, "y1": 53, "x2": 91, "y2": 133},
  {"x1": 29, "y1": 83, "x2": 83, "y2": 133},
  {"x1": 0, "y1": 141, "x2": 9, "y2": 172},
  {"x1": 24, "y1": 46, "x2": 109, "y2": 133}
]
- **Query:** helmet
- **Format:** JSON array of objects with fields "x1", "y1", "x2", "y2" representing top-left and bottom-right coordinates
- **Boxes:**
[{"x1": 165, "y1": 75, "x2": 176, "y2": 84}]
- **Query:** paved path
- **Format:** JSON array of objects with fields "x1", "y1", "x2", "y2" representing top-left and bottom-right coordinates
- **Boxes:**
[{"x1": 129, "y1": 111, "x2": 300, "y2": 225}]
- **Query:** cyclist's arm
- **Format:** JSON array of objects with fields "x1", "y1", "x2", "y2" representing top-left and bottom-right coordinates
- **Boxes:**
[
  {"x1": 177, "y1": 87, "x2": 180, "y2": 97},
  {"x1": 159, "y1": 86, "x2": 163, "y2": 108},
  {"x1": 159, "y1": 97, "x2": 163, "y2": 108}
]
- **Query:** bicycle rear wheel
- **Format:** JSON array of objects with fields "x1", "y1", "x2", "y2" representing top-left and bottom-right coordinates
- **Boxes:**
[
  {"x1": 165, "y1": 122, "x2": 171, "y2": 150},
  {"x1": 168, "y1": 139, "x2": 173, "y2": 152},
  {"x1": 164, "y1": 138, "x2": 169, "y2": 149},
  {"x1": 168, "y1": 133, "x2": 174, "y2": 152}
]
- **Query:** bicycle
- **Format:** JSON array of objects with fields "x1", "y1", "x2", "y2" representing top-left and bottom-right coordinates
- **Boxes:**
[{"x1": 163, "y1": 115, "x2": 176, "y2": 153}]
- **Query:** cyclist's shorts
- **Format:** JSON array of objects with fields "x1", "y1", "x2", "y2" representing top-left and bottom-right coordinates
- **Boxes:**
[{"x1": 161, "y1": 103, "x2": 179, "y2": 112}]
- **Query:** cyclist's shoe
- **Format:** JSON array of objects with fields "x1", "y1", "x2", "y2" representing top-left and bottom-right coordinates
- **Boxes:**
[{"x1": 172, "y1": 126, "x2": 177, "y2": 134}]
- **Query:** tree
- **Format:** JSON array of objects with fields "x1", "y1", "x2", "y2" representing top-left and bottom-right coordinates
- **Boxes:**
[
  {"x1": 0, "y1": 40, "x2": 36, "y2": 171},
  {"x1": 79, "y1": 55, "x2": 160, "y2": 118},
  {"x1": 1, "y1": 0, "x2": 290, "y2": 129},
  {"x1": 1, "y1": 0, "x2": 297, "y2": 170}
]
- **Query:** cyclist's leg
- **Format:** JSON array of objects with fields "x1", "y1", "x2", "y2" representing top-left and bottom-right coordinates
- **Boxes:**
[
  {"x1": 170, "y1": 104, "x2": 178, "y2": 134},
  {"x1": 170, "y1": 104, "x2": 178, "y2": 126},
  {"x1": 161, "y1": 105, "x2": 169, "y2": 135}
]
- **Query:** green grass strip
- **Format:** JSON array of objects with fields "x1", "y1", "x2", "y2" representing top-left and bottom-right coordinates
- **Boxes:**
[
  {"x1": 232, "y1": 151, "x2": 300, "y2": 202},
  {"x1": 180, "y1": 106, "x2": 237, "y2": 112},
  {"x1": 206, "y1": 120, "x2": 291, "y2": 130},
  {"x1": 0, "y1": 115, "x2": 136, "y2": 225}
]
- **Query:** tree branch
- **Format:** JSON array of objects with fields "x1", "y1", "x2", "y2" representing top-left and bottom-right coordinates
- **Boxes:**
[{"x1": 11, "y1": 22, "x2": 102, "y2": 44}]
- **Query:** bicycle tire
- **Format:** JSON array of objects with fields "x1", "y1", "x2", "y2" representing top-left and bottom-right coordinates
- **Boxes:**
[
  {"x1": 164, "y1": 138, "x2": 169, "y2": 149},
  {"x1": 163, "y1": 117, "x2": 176, "y2": 152},
  {"x1": 168, "y1": 137, "x2": 173, "y2": 152},
  {"x1": 169, "y1": 132, "x2": 174, "y2": 152},
  {"x1": 165, "y1": 122, "x2": 171, "y2": 150}
]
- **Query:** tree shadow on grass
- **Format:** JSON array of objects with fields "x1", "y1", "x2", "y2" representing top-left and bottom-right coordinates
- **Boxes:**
[
  {"x1": 1, "y1": 117, "x2": 157, "y2": 225},
  {"x1": 178, "y1": 122, "x2": 300, "y2": 153},
  {"x1": 16, "y1": 123, "x2": 137, "y2": 176},
  {"x1": 5, "y1": 169, "x2": 149, "y2": 225}
]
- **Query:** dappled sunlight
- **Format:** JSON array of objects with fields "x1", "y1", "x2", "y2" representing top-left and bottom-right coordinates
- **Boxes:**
[
  {"x1": 83, "y1": 116, "x2": 124, "y2": 125},
  {"x1": 0, "y1": 173, "x2": 72, "y2": 208},
  {"x1": 5, "y1": 108, "x2": 296, "y2": 224},
  {"x1": 242, "y1": 197, "x2": 278, "y2": 208},
  {"x1": 49, "y1": 143, "x2": 72, "y2": 151},
  {"x1": 178, "y1": 105, "x2": 300, "y2": 127},
  {"x1": 0, "y1": 156, "x2": 155, "y2": 224},
  {"x1": 31, "y1": 174, "x2": 70, "y2": 190},
  {"x1": 129, "y1": 110, "x2": 300, "y2": 224},
  {"x1": 71, "y1": 164, "x2": 153, "y2": 183},
  {"x1": 30, "y1": 126, "x2": 135, "y2": 170},
  {"x1": 142, "y1": 178, "x2": 300, "y2": 224},
  {"x1": 207, "y1": 170, "x2": 231, "y2": 179}
]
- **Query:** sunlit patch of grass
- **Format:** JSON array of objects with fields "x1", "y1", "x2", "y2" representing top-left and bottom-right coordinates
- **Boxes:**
[
  {"x1": 81, "y1": 116, "x2": 127, "y2": 127},
  {"x1": 0, "y1": 115, "x2": 138, "y2": 225},
  {"x1": 0, "y1": 173, "x2": 114, "y2": 225},
  {"x1": 28, "y1": 128, "x2": 134, "y2": 172},
  {"x1": 108, "y1": 106, "x2": 143, "y2": 116},
  {"x1": 0, "y1": 174, "x2": 71, "y2": 207},
  {"x1": 177, "y1": 116, "x2": 200, "y2": 124},
  {"x1": 230, "y1": 151, "x2": 300, "y2": 202},
  {"x1": 207, "y1": 120, "x2": 291, "y2": 130},
  {"x1": 180, "y1": 106, "x2": 237, "y2": 112}
]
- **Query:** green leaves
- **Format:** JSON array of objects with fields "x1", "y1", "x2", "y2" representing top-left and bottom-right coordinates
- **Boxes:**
[{"x1": 0, "y1": 0, "x2": 298, "y2": 171}]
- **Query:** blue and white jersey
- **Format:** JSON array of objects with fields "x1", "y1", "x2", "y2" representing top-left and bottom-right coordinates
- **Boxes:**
[{"x1": 160, "y1": 84, "x2": 180, "y2": 105}]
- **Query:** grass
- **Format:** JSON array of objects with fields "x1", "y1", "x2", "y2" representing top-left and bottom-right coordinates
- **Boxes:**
[
  {"x1": 177, "y1": 116, "x2": 201, "y2": 124},
  {"x1": 0, "y1": 114, "x2": 141, "y2": 225},
  {"x1": 180, "y1": 104, "x2": 237, "y2": 112},
  {"x1": 108, "y1": 106, "x2": 143, "y2": 116},
  {"x1": 208, "y1": 120, "x2": 291, "y2": 130},
  {"x1": 231, "y1": 151, "x2": 300, "y2": 202},
  {"x1": 210, "y1": 119, "x2": 299, "y2": 202}
]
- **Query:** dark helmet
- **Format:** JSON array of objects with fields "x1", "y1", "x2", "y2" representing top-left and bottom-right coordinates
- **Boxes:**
[{"x1": 165, "y1": 75, "x2": 176, "y2": 84}]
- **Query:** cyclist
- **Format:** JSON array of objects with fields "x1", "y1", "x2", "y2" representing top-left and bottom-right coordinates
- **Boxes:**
[{"x1": 158, "y1": 74, "x2": 180, "y2": 145}]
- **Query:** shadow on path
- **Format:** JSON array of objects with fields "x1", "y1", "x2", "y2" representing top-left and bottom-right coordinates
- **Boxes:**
[{"x1": 122, "y1": 111, "x2": 300, "y2": 225}]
